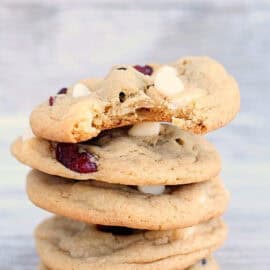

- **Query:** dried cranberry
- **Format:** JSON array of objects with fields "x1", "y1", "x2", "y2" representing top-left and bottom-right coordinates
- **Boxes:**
[
  {"x1": 134, "y1": 65, "x2": 153, "y2": 75},
  {"x1": 96, "y1": 225, "x2": 134, "y2": 235},
  {"x1": 56, "y1": 143, "x2": 97, "y2": 173},
  {"x1": 57, "y1": 87, "x2": 67, "y2": 94},
  {"x1": 49, "y1": 96, "x2": 54, "y2": 106}
]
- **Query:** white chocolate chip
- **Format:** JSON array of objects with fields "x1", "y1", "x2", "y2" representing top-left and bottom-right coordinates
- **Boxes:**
[
  {"x1": 137, "y1": 185, "x2": 165, "y2": 195},
  {"x1": 22, "y1": 127, "x2": 35, "y2": 141},
  {"x1": 128, "y1": 122, "x2": 160, "y2": 137},
  {"x1": 199, "y1": 194, "x2": 206, "y2": 204},
  {"x1": 155, "y1": 66, "x2": 184, "y2": 98},
  {"x1": 72, "y1": 83, "x2": 91, "y2": 97},
  {"x1": 183, "y1": 226, "x2": 195, "y2": 239}
]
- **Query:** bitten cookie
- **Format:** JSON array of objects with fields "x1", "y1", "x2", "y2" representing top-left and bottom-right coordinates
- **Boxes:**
[
  {"x1": 27, "y1": 170, "x2": 229, "y2": 230},
  {"x1": 37, "y1": 256, "x2": 219, "y2": 270},
  {"x1": 35, "y1": 216, "x2": 227, "y2": 270},
  {"x1": 12, "y1": 123, "x2": 221, "y2": 185},
  {"x1": 30, "y1": 56, "x2": 240, "y2": 143}
]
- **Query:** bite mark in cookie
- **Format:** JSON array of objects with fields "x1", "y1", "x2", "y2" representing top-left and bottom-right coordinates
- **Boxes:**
[{"x1": 30, "y1": 57, "x2": 240, "y2": 143}]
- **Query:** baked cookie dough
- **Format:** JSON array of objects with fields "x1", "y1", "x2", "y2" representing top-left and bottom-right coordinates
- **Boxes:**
[
  {"x1": 27, "y1": 170, "x2": 229, "y2": 230},
  {"x1": 12, "y1": 123, "x2": 221, "y2": 185},
  {"x1": 30, "y1": 56, "x2": 240, "y2": 143},
  {"x1": 37, "y1": 256, "x2": 219, "y2": 270},
  {"x1": 35, "y1": 216, "x2": 226, "y2": 270}
]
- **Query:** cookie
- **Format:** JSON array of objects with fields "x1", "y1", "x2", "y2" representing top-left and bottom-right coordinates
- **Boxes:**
[
  {"x1": 27, "y1": 170, "x2": 229, "y2": 230},
  {"x1": 30, "y1": 56, "x2": 240, "y2": 143},
  {"x1": 35, "y1": 216, "x2": 227, "y2": 270},
  {"x1": 37, "y1": 256, "x2": 218, "y2": 270},
  {"x1": 12, "y1": 123, "x2": 221, "y2": 185}
]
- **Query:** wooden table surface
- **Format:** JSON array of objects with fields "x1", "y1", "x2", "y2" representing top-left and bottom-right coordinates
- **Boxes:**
[{"x1": 1, "y1": 1, "x2": 270, "y2": 269}]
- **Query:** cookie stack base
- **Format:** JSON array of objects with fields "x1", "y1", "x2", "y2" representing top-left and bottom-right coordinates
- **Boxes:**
[
  {"x1": 34, "y1": 216, "x2": 226, "y2": 270},
  {"x1": 38, "y1": 256, "x2": 219, "y2": 270}
]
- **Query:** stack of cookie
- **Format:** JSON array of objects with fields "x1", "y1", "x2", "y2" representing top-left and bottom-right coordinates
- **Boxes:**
[{"x1": 12, "y1": 56, "x2": 240, "y2": 270}]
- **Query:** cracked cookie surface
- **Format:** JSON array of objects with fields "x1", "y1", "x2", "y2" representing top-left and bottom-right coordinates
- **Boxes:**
[
  {"x1": 30, "y1": 56, "x2": 240, "y2": 143},
  {"x1": 27, "y1": 170, "x2": 229, "y2": 230},
  {"x1": 12, "y1": 124, "x2": 221, "y2": 185},
  {"x1": 35, "y1": 216, "x2": 226, "y2": 270}
]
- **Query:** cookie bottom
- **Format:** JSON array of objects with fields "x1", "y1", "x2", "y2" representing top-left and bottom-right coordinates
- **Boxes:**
[{"x1": 37, "y1": 256, "x2": 219, "y2": 270}]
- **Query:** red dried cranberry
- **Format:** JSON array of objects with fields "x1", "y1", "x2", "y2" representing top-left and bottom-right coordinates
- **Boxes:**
[
  {"x1": 56, "y1": 143, "x2": 97, "y2": 173},
  {"x1": 134, "y1": 65, "x2": 153, "y2": 75},
  {"x1": 49, "y1": 96, "x2": 54, "y2": 106},
  {"x1": 96, "y1": 225, "x2": 134, "y2": 235},
  {"x1": 57, "y1": 88, "x2": 67, "y2": 94}
]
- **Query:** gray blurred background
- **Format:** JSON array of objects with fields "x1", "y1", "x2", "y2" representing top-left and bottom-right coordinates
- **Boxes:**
[{"x1": 1, "y1": 1, "x2": 270, "y2": 269}]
